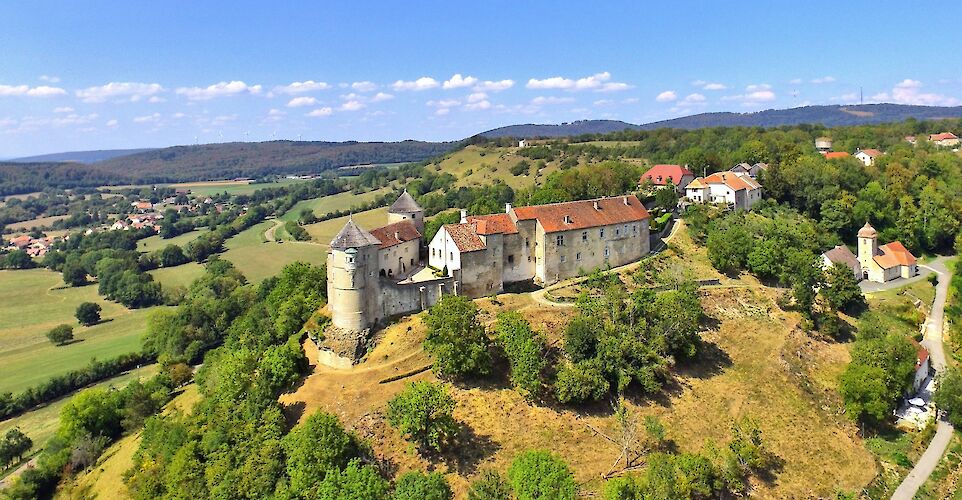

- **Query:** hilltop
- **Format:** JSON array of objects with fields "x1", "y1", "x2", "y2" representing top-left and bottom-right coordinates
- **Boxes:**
[
  {"x1": 8, "y1": 148, "x2": 156, "y2": 164},
  {"x1": 481, "y1": 103, "x2": 962, "y2": 137}
]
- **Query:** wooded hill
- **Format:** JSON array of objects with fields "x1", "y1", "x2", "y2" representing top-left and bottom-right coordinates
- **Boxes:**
[{"x1": 481, "y1": 104, "x2": 962, "y2": 138}]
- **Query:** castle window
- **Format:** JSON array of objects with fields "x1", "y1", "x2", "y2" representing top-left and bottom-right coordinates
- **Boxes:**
[
  {"x1": 449, "y1": 252, "x2": 453, "y2": 260},
  {"x1": 604, "y1": 246, "x2": 610, "y2": 258},
  {"x1": 556, "y1": 235, "x2": 564, "y2": 246},
  {"x1": 508, "y1": 254, "x2": 515, "y2": 264},
  {"x1": 615, "y1": 228, "x2": 620, "y2": 236},
  {"x1": 600, "y1": 228, "x2": 605, "y2": 238},
  {"x1": 388, "y1": 269, "x2": 393, "y2": 277},
  {"x1": 410, "y1": 258, "x2": 415, "y2": 266},
  {"x1": 576, "y1": 252, "x2": 582, "y2": 261},
  {"x1": 560, "y1": 255, "x2": 566, "y2": 263},
  {"x1": 582, "y1": 231, "x2": 587, "y2": 242},
  {"x1": 380, "y1": 269, "x2": 386, "y2": 277}
]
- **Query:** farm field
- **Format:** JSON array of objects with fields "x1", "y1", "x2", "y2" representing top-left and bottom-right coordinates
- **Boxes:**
[
  {"x1": 220, "y1": 220, "x2": 325, "y2": 283},
  {"x1": 6, "y1": 214, "x2": 69, "y2": 231},
  {"x1": 303, "y1": 206, "x2": 389, "y2": 248},
  {"x1": 274, "y1": 187, "x2": 393, "y2": 241},
  {"x1": 138, "y1": 227, "x2": 209, "y2": 253},
  {"x1": 0, "y1": 364, "x2": 159, "y2": 457},
  {"x1": 168, "y1": 178, "x2": 308, "y2": 197},
  {"x1": 0, "y1": 269, "x2": 164, "y2": 393},
  {"x1": 148, "y1": 262, "x2": 205, "y2": 289}
]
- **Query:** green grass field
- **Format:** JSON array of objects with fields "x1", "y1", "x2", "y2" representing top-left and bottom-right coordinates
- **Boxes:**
[
  {"x1": 432, "y1": 145, "x2": 558, "y2": 190},
  {"x1": 303, "y1": 207, "x2": 389, "y2": 248},
  {"x1": 274, "y1": 187, "x2": 393, "y2": 241},
  {"x1": 138, "y1": 228, "x2": 209, "y2": 253},
  {"x1": 220, "y1": 221, "x2": 326, "y2": 283},
  {"x1": 170, "y1": 178, "x2": 308, "y2": 197},
  {"x1": 148, "y1": 262, "x2": 206, "y2": 290},
  {"x1": 0, "y1": 269, "x2": 166, "y2": 394},
  {"x1": 0, "y1": 364, "x2": 159, "y2": 456}
]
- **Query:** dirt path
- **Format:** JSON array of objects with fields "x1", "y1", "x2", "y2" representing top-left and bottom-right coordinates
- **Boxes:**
[
  {"x1": 264, "y1": 218, "x2": 283, "y2": 242},
  {"x1": 892, "y1": 258, "x2": 954, "y2": 499},
  {"x1": 0, "y1": 456, "x2": 38, "y2": 490}
]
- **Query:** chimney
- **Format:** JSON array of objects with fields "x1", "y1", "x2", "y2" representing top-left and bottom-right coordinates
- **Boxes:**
[
  {"x1": 460, "y1": 209, "x2": 467, "y2": 223},
  {"x1": 505, "y1": 202, "x2": 512, "y2": 214},
  {"x1": 563, "y1": 215, "x2": 572, "y2": 224},
  {"x1": 394, "y1": 231, "x2": 400, "y2": 240},
  {"x1": 622, "y1": 196, "x2": 629, "y2": 205},
  {"x1": 593, "y1": 200, "x2": 600, "y2": 210}
]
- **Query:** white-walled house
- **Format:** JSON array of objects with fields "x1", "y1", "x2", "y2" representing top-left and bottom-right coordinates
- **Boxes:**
[
  {"x1": 929, "y1": 132, "x2": 960, "y2": 148},
  {"x1": 821, "y1": 245, "x2": 861, "y2": 279},
  {"x1": 685, "y1": 171, "x2": 762, "y2": 210},
  {"x1": 854, "y1": 148, "x2": 882, "y2": 166}
]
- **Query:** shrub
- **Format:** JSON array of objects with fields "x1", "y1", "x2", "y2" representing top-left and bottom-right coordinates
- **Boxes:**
[
  {"x1": 387, "y1": 381, "x2": 458, "y2": 453},
  {"x1": 75, "y1": 302, "x2": 102, "y2": 326},
  {"x1": 423, "y1": 295, "x2": 491, "y2": 379},
  {"x1": 507, "y1": 450, "x2": 577, "y2": 500},
  {"x1": 46, "y1": 324, "x2": 74, "y2": 346},
  {"x1": 555, "y1": 360, "x2": 609, "y2": 404},
  {"x1": 467, "y1": 470, "x2": 511, "y2": 500},
  {"x1": 393, "y1": 471, "x2": 452, "y2": 500},
  {"x1": 496, "y1": 312, "x2": 547, "y2": 398}
]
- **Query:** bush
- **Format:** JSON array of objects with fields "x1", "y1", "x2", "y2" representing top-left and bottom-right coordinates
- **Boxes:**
[
  {"x1": 496, "y1": 312, "x2": 547, "y2": 398},
  {"x1": 393, "y1": 471, "x2": 452, "y2": 500},
  {"x1": 508, "y1": 450, "x2": 577, "y2": 500},
  {"x1": 555, "y1": 360, "x2": 609, "y2": 404},
  {"x1": 387, "y1": 381, "x2": 458, "y2": 453},
  {"x1": 282, "y1": 411, "x2": 359, "y2": 495},
  {"x1": 46, "y1": 324, "x2": 74, "y2": 346},
  {"x1": 312, "y1": 459, "x2": 389, "y2": 500},
  {"x1": 467, "y1": 470, "x2": 511, "y2": 500},
  {"x1": 934, "y1": 369, "x2": 962, "y2": 427},
  {"x1": 564, "y1": 316, "x2": 597, "y2": 363},
  {"x1": 423, "y1": 295, "x2": 491, "y2": 379},
  {"x1": 75, "y1": 302, "x2": 102, "y2": 326}
]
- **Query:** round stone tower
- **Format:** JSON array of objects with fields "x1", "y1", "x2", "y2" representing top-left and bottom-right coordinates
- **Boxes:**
[
  {"x1": 327, "y1": 217, "x2": 381, "y2": 331},
  {"x1": 387, "y1": 190, "x2": 424, "y2": 234}
]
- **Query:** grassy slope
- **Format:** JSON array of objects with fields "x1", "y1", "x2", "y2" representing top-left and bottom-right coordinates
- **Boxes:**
[
  {"x1": 303, "y1": 207, "x2": 389, "y2": 248},
  {"x1": 137, "y1": 228, "x2": 209, "y2": 253},
  {"x1": 274, "y1": 188, "x2": 392, "y2": 241},
  {"x1": 0, "y1": 269, "x2": 166, "y2": 393},
  {"x1": 0, "y1": 365, "x2": 159, "y2": 457},
  {"x1": 280, "y1": 227, "x2": 876, "y2": 498},
  {"x1": 148, "y1": 262, "x2": 206, "y2": 290},
  {"x1": 220, "y1": 220, "x2": 325, "y2": 283}
]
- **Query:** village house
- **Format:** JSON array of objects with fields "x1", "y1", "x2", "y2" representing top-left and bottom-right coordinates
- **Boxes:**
[
  {"x1": 518, "y1": 139, "x2": 528, "y2": 148},
  {"x1": 729, "y1": 162, "x2": 768, "y2": 178},
  {"x1": 905, "y1": 135, "x2": 917, "y2": 145},
  {"x1": 815, "y1": 136, "x2": 833, "y2": 153},
  {"x1": 685, "y1": 171, "x2": 762, "y2": 211},
  {"x1": 854, "y1": 148, "x2": 882, "y2": 167},
  {"x1": 131, "y1": 200, "x2": 153, "y2": 212},
  {"x1": 928, "y1": 132, "x2": 960, "y2": 148},
  {"x1": 856, "y1": 222, "x2": 917, "y2": 283},
  {"x1": 820, "y1": 245, "x2": 861, "y2": 278},
  {"x1": 910, "y1": 340, "x2": 931, "y2": 393},
  {"x1": 640, "y1": 164, "x2": 695, "y2": 192},
  {"x1": 327, "y1": 192, "x2": 650, "y2": 333}
]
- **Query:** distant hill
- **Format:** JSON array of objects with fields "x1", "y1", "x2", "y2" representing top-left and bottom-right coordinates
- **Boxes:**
[
  {"x1": 481, "y1": 104, "x2": 962, "y2": 138},
  {"x1": 9, "y1": 148, "x2": 156, "y2": 164}
]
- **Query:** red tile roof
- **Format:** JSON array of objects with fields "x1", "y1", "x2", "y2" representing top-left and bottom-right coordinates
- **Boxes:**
[
  {"x1": 874, "y1": 241, "x2": 917, "y2": 268},
  {"x1": 640, "y1": 164, "x2": 693, "y2": 186},
  {"x1": 929, "y1": 132, "x2": 958, "y2": 141},
  {"x1": 443, "y1": 223, "x2": 486, "y2": 252},
  {"x1": 859, "y1": 148, "x2": 882, "y2": 157},
  {"x1": 911, "y1": 339, "x2": 930, "y2": 369},
  {"x1": 369, "y1": 220, "x2": 421, "y2": 249},
  {"x1": 512, "y1": 195, "x2": 649, "y2": 234},
  {"x1": 823, "y1": 152, "x2": 850, "y2": 159},
  {"x1": 700, "y1": 171, "x2": 761, "y2": 191},
  {"x1": 466, "y1": 213, "x2": 518, "y2": 235}
]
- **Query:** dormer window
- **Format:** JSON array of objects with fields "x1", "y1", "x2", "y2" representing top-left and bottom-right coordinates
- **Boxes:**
[{"x1": 563, "y1": 215, "x2": 572, "y2": 224}]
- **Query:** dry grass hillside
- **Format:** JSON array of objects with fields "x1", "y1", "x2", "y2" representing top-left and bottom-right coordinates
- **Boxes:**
[{"x1": 280, "y1": 228, "x2": 876, "y2": 497}]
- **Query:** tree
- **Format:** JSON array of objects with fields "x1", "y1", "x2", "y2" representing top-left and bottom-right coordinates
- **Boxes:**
[
  {"x1": 654, "y1": 184, "x2": 679, "y2": 211},
  {"x1": 650, "y1": 286, "x2": 703, "y2": 359},
  {"x1": 393, "y1": 471, "x2": 453, "y2": 500},
  {"x1": 423, "y1": 295, "x2": 491, "y2": 378},
  {"x1": 159, "y1": 244, "x2": 188, "y2": 267},
  {"x1": 312, "y1": 459, "x2": 390, "y2": 500},
  {"x1": 62, "y1": 260, "x2": 88, "y2": 286},
  {"x1": 165, "y1": 362, "x2": 194, "y2": 387},
  {"x1": 386, "y1": 381, "x2": 458, "y2": 453},
  {"x1": 706, "y1": 223, "x2": 751, "y2": 274},
  {"x1": 282, "y1": 411, "x2": 359, "y2": 495},
  {"x1": 75, "y1": 302, "x2": 102, "y2": 326},
  {"x1": 934, "y1": 369, "x2": 962, "y2": 427},
  {"x1": 467, "y1": 470, "x2": 511, "y2": 500},
  {"x1": 496, "y1": 312, "x2": 547, "y2": 398},
  {"x1": 46, "y1": 324, "x2": 74, "y2": 346},
  {"x1": 3, "y1": 250, "x2": 33, "y2": 269},
  {"x1": 822, "y1": 263, "x2": 866, "y2": 313},
  {"x1": 564, "y1": 316, "x2": 597, "y2": 363},
  {"x1": 59, "y1": 388, "x2": 123, "y2": 441},
  {"x1": 839, "y1": 364, "x2": 890, "y2": 427},
  {"x1": 554, "y1": 360, "x2": 610, "y2": 404},
  {"x1": 0, "y1": 428, "x2": 32, "y2": 470},
  {"x1": 507, "y1": 450, "x2": 577, "y2": 500}
]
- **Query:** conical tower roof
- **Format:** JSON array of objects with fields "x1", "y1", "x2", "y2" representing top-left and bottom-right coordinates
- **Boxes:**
[
  {"x1": 857, "y1": 222, "x2": 877, "y2": 238},
  {"x1": 330, "y1": 218, "x2": 381, "y2": 249},
  {"x1": 388, "y1": 190, "x2": 422, "y2": 213}
]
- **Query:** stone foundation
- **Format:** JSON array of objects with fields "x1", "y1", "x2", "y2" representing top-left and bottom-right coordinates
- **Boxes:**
[{"x1": 315, "y1": 325, "x2": 373, "y2": 368}]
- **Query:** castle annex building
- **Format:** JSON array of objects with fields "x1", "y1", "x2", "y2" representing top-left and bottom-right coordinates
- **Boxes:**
[{"x1": 327, "y1": 192, "x2": 650, "y2": 332}]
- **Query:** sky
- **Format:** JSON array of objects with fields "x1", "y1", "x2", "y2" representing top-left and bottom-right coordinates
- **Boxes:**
[{"x1": 1, "y1": 1, "x2": 961, "y2": 157}]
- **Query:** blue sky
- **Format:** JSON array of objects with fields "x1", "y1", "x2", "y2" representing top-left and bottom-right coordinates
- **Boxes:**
[{"x1": 1, "y1": 1, "x2": 960, "y2": 157}]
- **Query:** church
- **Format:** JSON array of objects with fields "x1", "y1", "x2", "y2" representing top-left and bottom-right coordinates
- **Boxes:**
[
  {"x1": 326, "y1": 191, "x2": 651, "y2": 333},
  {"x1": 855, "y1": 222, "x2": 917, "y2": 283}
]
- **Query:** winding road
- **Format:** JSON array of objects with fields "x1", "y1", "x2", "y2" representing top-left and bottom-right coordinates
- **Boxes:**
[{"x1": 892, "y1": 258, "x2": 954, "y2": 499}]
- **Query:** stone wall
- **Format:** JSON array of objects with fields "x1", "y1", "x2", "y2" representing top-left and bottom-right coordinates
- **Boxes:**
[{"x1": 378, "y1": 274, "x2": 454, "y2": 319}]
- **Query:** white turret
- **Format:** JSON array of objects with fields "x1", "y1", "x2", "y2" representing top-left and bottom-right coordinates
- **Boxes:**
[{"x1": 327, "y1": 218, "x2": 381, "y2": 331}]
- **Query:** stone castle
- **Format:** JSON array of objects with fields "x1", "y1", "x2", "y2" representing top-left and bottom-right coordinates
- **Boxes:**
[{"x1": 326, "y1": 191, "x2": 652, "y2": 337}]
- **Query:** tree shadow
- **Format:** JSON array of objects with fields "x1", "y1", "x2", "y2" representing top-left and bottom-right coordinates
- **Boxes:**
[
  {"x1": 61, "y1": 338, "x2": 87, "y2": 346},
  {"x1": 442, "y1": 423, "x2": 501, "y2": 476},
  {"x1": 676, "y1": 340, "x2": 732, "y2": 379},
  {"x1": 281, "y1": 401, "x2": 306, "y2": 429}
]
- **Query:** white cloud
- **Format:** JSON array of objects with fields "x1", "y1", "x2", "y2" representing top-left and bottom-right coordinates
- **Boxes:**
[
  {"x1": 371, "y1": 92, "x2": 394, "y2": 102},
  {"x1": 51, "y1": 113, "x2": 98, "y2": 126},
  {"x1": 265, "y1": 108, "x2": 286, "y2": 122},
  {"x1": 474, "y1": 79, "x2": 514, "y2": 92},
  {"x1": 39, "y1": 75, "x2": 60, "y2": 83},
  {"x1": 76, "y1": 82, "x2": 162, "y2": 102},
  {"x1": 722, "y1": 84, "x2": 777, "y2": 104},
  {"x1": 172, "y1": 112, "x2": 186, "y2": 119},
  {"x1": 594, "y1": 99, "x2": 614, "y2": 106},
  {"x1": 274, "y1": 80, "x2": 330, "y2": 94},
  {"x1": 175, "y1": 81, "x2": 262, "y2": 100},
  {"x1": 872, "y1": 79, "x2": 960, "y2": 106},
  {"x1": 0, "y1": 84, "x2": 68, "y2": 97},
  {"x1": 526, "y1": 72, "x2": 630, "y2": 92},
  {"x1": 434, "y1": 107, "x2": 451, "y2": 116},
  {"x1": 287, "y1": 96, "x2": 318, "y2": 107},
  {"x1": 307, "y1": 107, "x2": 333, "y2": 117},
  {"x1": 745, "y1": 83, "x2": 771, "y2": 92},
  {"x1": 148, "y1": 96, "x2": 166, "y2": 103},
  {"x1": 133, "y1": 113, "x2": 161, "y2": 123},
  {"x1": 106, "y1": 119, "x2": 118, "y2": 127},
  {"x1": 392, "y1": 77, "x2": 439, "y2": 91},
  {"x1": 811, "y1": 76, "x2": 836, "y2": 84},
  {"x1": 789, "y1": 78, "x2": 803, "y2": 85},
  {"x1": 466, "y1": 92, "x2": 488, "y2": 103},
  {"x1": 530, "y1": 96, "x2": 574, "y2": 105},
  {"x1": 464, "y1": 99, "x2": 491, "y2": 110},
  {"x1": 340, "y1": 100, "x2": 364, "y2": 111},
  {"x1": 684, "y1": 93, "x2": 706, "y2": 103},
  {"x1": 53, "y1": 106, "x2": 74, "y2": 113},
  {"x1": 427, "y1": 99, "x2": 460, "y2": 108},
  {"x1": 442, "y1": 73, "x2": 479, "y2": 89},
  {"x1": 351, "y1": 81, "x2": 377, "y2": 92},
  {"x1": 691, "y1": 80, "x2": 706, "y2": 87},
  {"x1": 702, "y1": 83, "x2": 727, "y2": 90},
  {"x1": 622, "y1": 97, "x2": 640, "y2": 104},
  {"x1": 655, "y1": 90, "x2": 677, "y2": 102}
]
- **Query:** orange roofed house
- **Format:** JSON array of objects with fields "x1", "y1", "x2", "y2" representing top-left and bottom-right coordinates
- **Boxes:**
[
  {"x1": 684, "y1": 171, "x2": 762, "y2": 210},
  {"x1": 929, "y1": 132, "x2": 960, "y2": 148},
  {"x1": 856, "y1": 222, "x2": 917, "y2": 283},
  {"x1": 640, "y1": 164, "x2": 695, "y2": 193},
  {"x1": 429, "y1": 196, "x2": 650, "y2": 295}
]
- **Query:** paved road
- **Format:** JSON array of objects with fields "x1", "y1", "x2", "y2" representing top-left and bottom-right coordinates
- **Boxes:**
[{"x1": 892, "y1": 259, "x2": 954, "y2": 500}]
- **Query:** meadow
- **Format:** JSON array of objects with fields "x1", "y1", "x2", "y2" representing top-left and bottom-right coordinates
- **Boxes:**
[
  {"x1": 274, "y1": 187, "x2": 393, "y2": 240},
  {"x1": 220, "y1": 220, "x2": 326, "y2": 283},
  {"x1": 303, "y1": 206, "x2": 389, "y2": 248},
  {"x1": 0, "y1": 269, "x2": 164, "y2": 394},
  {"x1": 137, "y1": 227, "x2": 209, "y2": 253},
  {"x1": 147, "y1": 262, "x2": 206, "y2": 290}
]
